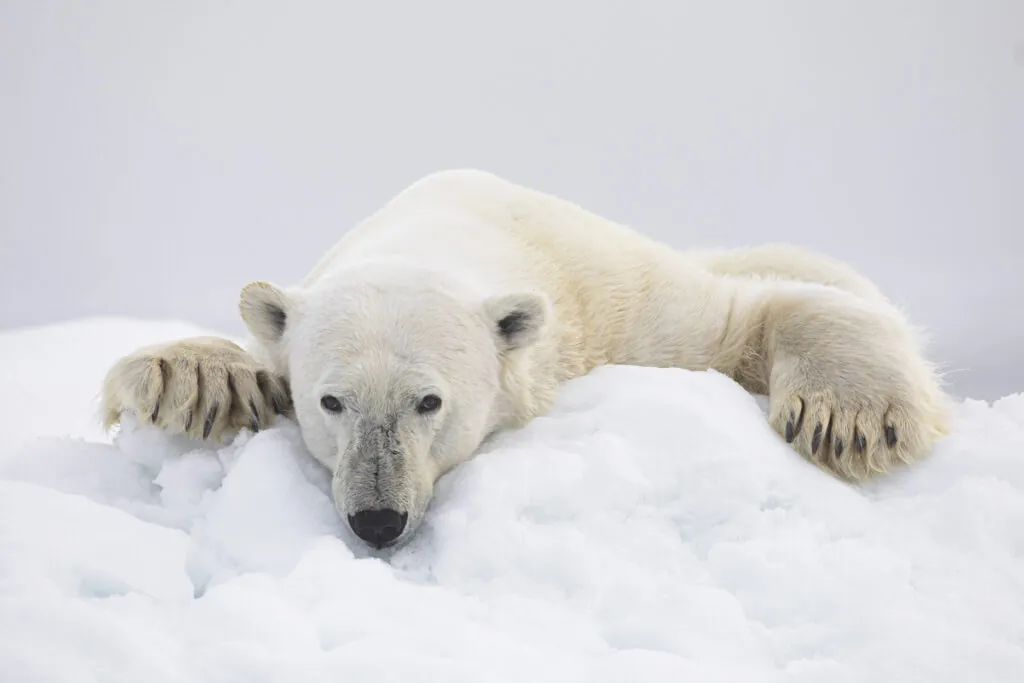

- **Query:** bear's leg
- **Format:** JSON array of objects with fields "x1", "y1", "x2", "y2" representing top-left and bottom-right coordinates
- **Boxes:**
[
  {"x1": 100, "y1": 336, "x2": 292, "y2": 441},
  {"x1": 693, "y1": 244, "x2": 887, "y2": 304},
  {"x1": 756, "y1": 287, "x2": 951, "y2": 481}
]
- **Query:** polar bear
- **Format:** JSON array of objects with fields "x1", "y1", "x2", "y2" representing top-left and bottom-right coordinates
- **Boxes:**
[{"x1": 100, "y1": 169, "x2": 951, "y2": 549}]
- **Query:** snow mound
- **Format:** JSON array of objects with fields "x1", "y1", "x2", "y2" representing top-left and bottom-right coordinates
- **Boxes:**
[{"x1": 1, "y1": 320, "x2": 1022, "y2": 682}]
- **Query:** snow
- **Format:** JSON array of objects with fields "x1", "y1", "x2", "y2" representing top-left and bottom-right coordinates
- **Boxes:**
[{"x1": 1, "y1": 319, "x2": 1022, "y2": 682}]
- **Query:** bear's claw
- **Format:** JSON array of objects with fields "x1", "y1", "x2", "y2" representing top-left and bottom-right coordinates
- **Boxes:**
[
  {"x1": 885, "y1": 424, "x2": 897, "y2": 448},
  {"x1": 783, "y1": 396, "x2": 805, "y2": 443},
  {"x1": 248, "y1": 398, "x2": 260, "y2": 433},
  {"x1": 853, "y1": 428, "x2": 867, "y2": 454},
  {"x1": 203, "y1": 402, "x2": 219, "y2": 439}
]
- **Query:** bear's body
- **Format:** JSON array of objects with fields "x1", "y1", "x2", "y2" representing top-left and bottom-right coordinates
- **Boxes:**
[{"x1": 101, "y1": 170, "x2": 950, "y2": 549}]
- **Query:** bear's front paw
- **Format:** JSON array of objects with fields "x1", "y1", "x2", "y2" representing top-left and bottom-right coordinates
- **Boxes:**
[
  {"x1": 767, "y1": 372, "x2": 949, "y2": 481},
  {"x1": 101, "y1": 336, "x2": 292, "y2": 441}
]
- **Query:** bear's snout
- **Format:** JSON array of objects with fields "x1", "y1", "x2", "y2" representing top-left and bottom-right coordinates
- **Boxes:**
[{"x1": 347, "y1": 508, "x2": 408, "y2": 549}]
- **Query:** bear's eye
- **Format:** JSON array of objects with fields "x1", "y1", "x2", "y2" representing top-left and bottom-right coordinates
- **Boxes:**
[
  {"x1": 416, "y1": 394, "x2": 442, "y2": 414},
  {"x1": 320, "y1": 395, "x2": 344, "y2": 414}
]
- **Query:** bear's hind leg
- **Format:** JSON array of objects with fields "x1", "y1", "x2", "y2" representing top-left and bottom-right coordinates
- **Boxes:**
[
  {"x1": 694, "y1": 244, "x2": 887, "y2": 304},
  {"x1": 100, "y1": 336, "x2": 292, "y2": 441}
]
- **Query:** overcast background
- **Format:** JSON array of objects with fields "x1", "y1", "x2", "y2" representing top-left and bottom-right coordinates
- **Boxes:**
[{"x1": 1, "y1": 0, "x2": 1021, "y2": 400}]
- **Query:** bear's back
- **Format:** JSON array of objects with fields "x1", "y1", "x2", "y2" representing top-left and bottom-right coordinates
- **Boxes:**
[{"x1": 302, "y1": 169, "x2": 679, "y2": 300}]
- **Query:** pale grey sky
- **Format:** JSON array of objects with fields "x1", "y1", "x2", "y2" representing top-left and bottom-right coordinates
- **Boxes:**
[{"x1": 1, "y1": 0, "x2": 1021, "y2": 400}]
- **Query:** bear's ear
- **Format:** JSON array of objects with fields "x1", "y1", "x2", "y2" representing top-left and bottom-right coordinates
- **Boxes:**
[
  {"x1": 482, "y1": 292, "x2": 550, "y2": 352},
  {"x1": 239, "y1": 281, "x2": 292, "y2": 343}
]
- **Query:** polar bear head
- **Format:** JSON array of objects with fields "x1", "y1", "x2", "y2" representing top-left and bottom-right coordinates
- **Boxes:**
[{"x1": 239, "y1": 269, "x2": 549, "y2": 550}]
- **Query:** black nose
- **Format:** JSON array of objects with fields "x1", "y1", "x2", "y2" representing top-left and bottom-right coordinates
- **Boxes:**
[{"x1": 347, "y1": 508, "x2": 408, "y2": 548}]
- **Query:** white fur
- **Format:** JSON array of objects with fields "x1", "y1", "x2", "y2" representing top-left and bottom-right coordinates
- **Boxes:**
[{"x1": 101, "y1": 169, "x2": 952, "y2": 548}]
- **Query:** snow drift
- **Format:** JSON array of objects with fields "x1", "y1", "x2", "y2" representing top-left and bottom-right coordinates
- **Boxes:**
[{"x1": 1, "y1": 318, "x2": 1022, "y2": 682}]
